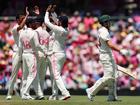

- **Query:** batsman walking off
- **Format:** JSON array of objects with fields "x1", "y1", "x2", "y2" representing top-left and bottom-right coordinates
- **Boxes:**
[{"x1": 86, "y1": 15, "x2": 127, "y2": 101}]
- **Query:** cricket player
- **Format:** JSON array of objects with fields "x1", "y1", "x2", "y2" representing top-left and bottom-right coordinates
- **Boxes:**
[
  {"x1": 6, "y1": 7, "x2": 29, "y2": 100},
  {"x1": 34, "y1": 16, "x2": 59, "y2": 100},
  {"x1": 34, "y1": 17, "x2": 50, "y2": 92},
  {"x1": 48, "y1": 4, "x2": 59, "y2": 100},
  {"x1": 19, "y1": 17, "x2": 45, "y2": 100},
  {"x1": 44, "y1": 5, "x2": 70, "y2": 100},
  {"x1": 33, "y1": 6, "x2": 54, "y2": 94},
  {"x1": 32, "y1": 5, "x2": 59, "y2": 99},
  {"x1": 86, "y1": 15, "x2": 128, "y2": 101}
]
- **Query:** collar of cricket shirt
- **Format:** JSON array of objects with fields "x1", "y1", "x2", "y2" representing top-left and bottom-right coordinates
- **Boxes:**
[
  {"x1": 37, "y1": 26, "x2": 42, "y2": 30},
  {"x1": 28, "y1": 28, "x2": 33, "y2": 30}
]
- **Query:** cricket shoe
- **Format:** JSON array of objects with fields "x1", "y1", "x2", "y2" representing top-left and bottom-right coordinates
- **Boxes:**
[
  {"x1": 22, "y1": 94, "x2": 34, "y2": 100},
  {"x1": 59, "y1": 94, "x2": 71, "y2": 100},
  {"x1": 35, "y1": 96, "x2": 45, "y2": 100},
  {"x1": 48, "y1": 94, "x2": 59, "y2": 100},
  {"x1": 86, "y1": 88, "x2": 94, "y2": 101},
  {"x1": 6, "y1": 95, "x2": 12, "y2": 100}
]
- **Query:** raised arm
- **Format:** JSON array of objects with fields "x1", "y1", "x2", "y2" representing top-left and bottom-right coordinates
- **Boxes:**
[
  {"x1": 17, "y1": 7, "x2": 29, "y2": 32},
  {"x1": 44, "y1": 5, "x2": 64, "y2": 32},
  {"x1": 50, "y1": 4, "x2": 59, "y2": 24},
  {"x1": 51, "y1": 12, "x2": 58, "y2": 24}
]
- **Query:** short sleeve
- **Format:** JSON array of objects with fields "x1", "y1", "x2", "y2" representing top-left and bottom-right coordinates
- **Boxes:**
[{"x1": 99, "y1": 28, "x2": 110, "y2": 41}]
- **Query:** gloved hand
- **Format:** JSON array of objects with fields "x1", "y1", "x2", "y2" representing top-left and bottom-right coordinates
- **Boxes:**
[{"x1": 120, "y1": 49, "x2": 129, "y2": 56}]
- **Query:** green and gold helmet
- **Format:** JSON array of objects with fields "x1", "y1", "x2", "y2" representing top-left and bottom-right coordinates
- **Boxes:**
[{"x1": 99, "y1": 15, "x2": 111, "y2": 23}]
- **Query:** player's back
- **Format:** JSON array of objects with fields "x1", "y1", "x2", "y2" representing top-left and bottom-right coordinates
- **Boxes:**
[
  {"x1": 36, "y1": 26, "x2": 50, "y2": 46},
  {"x1": 20, "y1": 28, "x2": 35, "y2": 53}
]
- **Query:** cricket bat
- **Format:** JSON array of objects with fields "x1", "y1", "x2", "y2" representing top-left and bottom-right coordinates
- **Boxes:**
[{"x1": 117, "y1": 65, "x2": 137, "y2": 79}]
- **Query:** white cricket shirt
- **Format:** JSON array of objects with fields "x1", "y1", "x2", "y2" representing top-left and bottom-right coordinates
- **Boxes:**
[
  {"x1": 98, "y1": 27, "x2": 112, "y2": 53},
  {"x1": 12, "y1": 24, "x2": 23, "y2": 51},
  {"x1": 44, "y1": 12, "x2": 68, "y2": 54}
]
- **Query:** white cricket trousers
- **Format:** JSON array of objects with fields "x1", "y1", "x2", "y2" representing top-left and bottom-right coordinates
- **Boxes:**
[
  {"x1": 21, "y1": 53, "x2": 43, "y2": 97},
  {"x1": 7, "y1": 51, "x2": 22, "y2": 96},
  {"x1": 48, "y1": 52, "x2": 70, "y2": 96},
  {"x1": 88, "y1": 53, "x2": 117, "y2": 99},
  {"x1": 37, "y1": 52, "x2": 58, "y2": 96},
  {"x1": 37, "y1": 52, "x2": 49, "y2": 91},
  {"x1": 49, "y1": 62, "x2": 58, "y2": 96},
  {"x1": 51, "y1": 79, "x2": 58, "y2": 96}
]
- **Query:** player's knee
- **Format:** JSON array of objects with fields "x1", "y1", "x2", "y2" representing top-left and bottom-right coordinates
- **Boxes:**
[
  {"x1": 101, "y1": 77, "x2": 115, "y2": 84},
  {"x1": 107, "y1": 77, "x2": 115, "y2": 84}
]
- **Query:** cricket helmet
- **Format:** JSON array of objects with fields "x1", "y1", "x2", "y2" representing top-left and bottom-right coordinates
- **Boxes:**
[{"x1": 99, "y1": 15, "x2": 111, "y2": 23}]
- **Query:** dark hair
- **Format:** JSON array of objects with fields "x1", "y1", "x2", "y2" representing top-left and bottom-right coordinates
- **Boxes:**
[
  {"x1": 34, "y1": 16, "x2": 43, "y2": 24},
  {"x1": 100, "y1": 20, "x2": 110, "y2": 26},
  {"x1": 16, "y1": 13, "x2": 24, "y2": 20},
  {"x1": 48, "y1": 0, "x2": 56, "y2": 5},
  {"x1": 58, "y1": 16, "x2": 68, "y2": 28},
  {"x1": 16, "y1": 15, "x2": 20, "y2": 20},
  {"x1": 26, "y1": 16, "x2": 34, "y2": 27}
]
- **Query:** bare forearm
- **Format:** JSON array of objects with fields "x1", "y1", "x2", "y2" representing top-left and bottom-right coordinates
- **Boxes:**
[
  {"x1": 17, "y1": 7, "x2": 29, "y2": 31},
  {"x1": 44, "y1": 12, "x2": 55, "y2": 30},
  {"x1": 17, "y1": 14, "x2": 28, "y2": 31},
  {"x1": 107, "y1": 40, "x2": 121, "y2": 52},
  {"x1": 109, "y1": 44, "x2": 121, "y2": 52}
]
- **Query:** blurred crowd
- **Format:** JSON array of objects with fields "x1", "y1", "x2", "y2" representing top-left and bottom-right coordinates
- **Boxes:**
[{"x1": 0, "y1": 11, "x2": 140, "y2": 91}]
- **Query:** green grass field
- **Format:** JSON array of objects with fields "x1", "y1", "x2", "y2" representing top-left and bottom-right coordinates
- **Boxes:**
[{"x1": 0, "y1": 96, "x2": 140, "y2": 105}]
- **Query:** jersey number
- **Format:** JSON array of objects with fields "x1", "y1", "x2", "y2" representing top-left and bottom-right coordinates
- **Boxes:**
[
  {"x1": 39, "y1": 37, "x2": 49, "y2": 45},
  {"x1": 23, "y1": 41, "x2": 31, "y2": 49}
]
